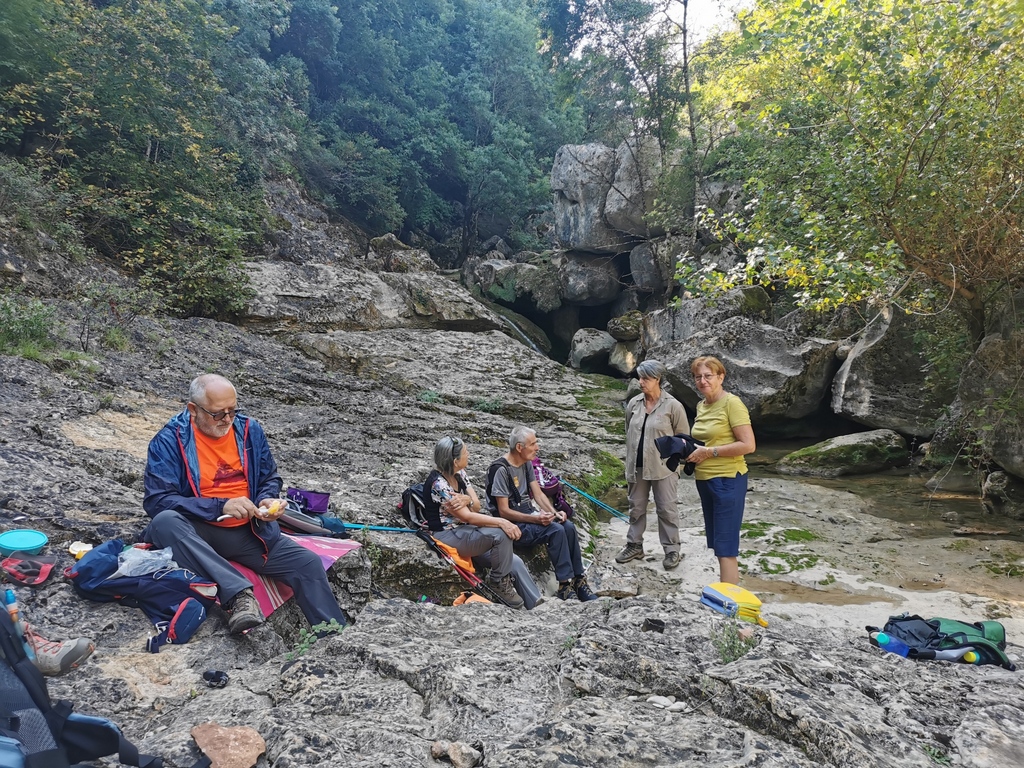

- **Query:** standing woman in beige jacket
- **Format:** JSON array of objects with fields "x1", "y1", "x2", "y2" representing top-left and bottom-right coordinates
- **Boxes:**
[{"x1": 616, "y1": 359, "x2": 690, "y2": 570}]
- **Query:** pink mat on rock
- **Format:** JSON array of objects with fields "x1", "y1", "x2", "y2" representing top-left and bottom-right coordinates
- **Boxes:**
[{"x1": 228, "y1": 534, "x2": 361, "y2": 617}]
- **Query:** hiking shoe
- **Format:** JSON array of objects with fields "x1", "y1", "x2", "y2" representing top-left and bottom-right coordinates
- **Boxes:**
[
  {"x1": 487, "y1": 574, "x2": 525, "y2": 609},
  {"x1": 227, "y1": 589, "x2": 264, "y2": 634},
  {"x1": 615, "y1": 542, "x2": 645, "y2": 563},
  {"x1": 573, "y1": 575, "x2": 598, "y2": 602},
  {"x1": 27, "y1": 626, "x2": 94, "y2": 677},
  {"x1": 555, "y1": 581, "x2": 577, "y2": 601},
  {"x1": 663, "y1": 551, "x2": 682, "y2": 570}
]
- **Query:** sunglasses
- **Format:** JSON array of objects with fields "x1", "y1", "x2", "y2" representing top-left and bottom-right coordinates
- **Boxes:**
[{"x1": 193, "y1": 403, "x2": 240, "y2": 421}]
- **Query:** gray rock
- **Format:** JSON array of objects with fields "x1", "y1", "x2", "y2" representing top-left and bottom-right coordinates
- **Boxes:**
[
  {"x1": 610, "y1": 286, "x2": 642, "y2": 317},
  {"x1": 832, "y1": 306, "x2": 957, "y2": 438},
  {"x1": 959, "y1": 329, "x2": 1024, "y2": 481},
  {"x1": 607, "y1": 311, "x2": 643, "y2": 342},
  {"x1": 649, "y1": 315, "x2": 839, "y2": 426},
  {"x1": 982, "y1": 471, "x2": 1024, "y2": 520},
  {"x1": 605, "y1": 138, "x2": 663, "y2": 238},
  {"x1": 479, "y1": 235, "x2": 513, "y2": 257},
  {"x1": 569, "y1": 328, "x2": 617, "y2": 370},
  {"x1": 643, "y1": 287, "x2": 772, "y2": 349},
  {"x1": 472, "y1": 257, "x2": 561, "y2": 313},
  {"x1": 558, "y1": 252, "x2": 621, "y2": 306},
  {"x1": 608, "y1": 341, "x2": 641, "y2": 375},
  {"x1": 551, "y1": 144, "x2": 634, "y2": 253},
  {"x1": 776, "y1": 429, "x2": 910, "y2": 477},
  {"x1": 628, "y1": 241, "x2": 672, "y2": 293}
]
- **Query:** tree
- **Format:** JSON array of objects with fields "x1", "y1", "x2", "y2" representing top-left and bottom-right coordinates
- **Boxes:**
[{"x1": 690, "y1": 0, "x2": 1024, "y2": 345}]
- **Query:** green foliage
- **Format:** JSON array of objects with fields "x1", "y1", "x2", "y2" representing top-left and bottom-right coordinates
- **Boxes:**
[
  {"x1": 687, "y1": 0, "x2": 1024, "y2": 343},
  {"x1": 472, "y1": 397, "x2": 503, "y2": 414},
  {"x1": 74, "y1": 281, "x2": 162, "y2": 352},
  {"x1": 288, "y1": 619, "x2": 346, "y2": 660},
  {"x1": 709, "y1": 620, "x2": 757, "y2": 664},
  {"x1": 0, "y1": 292, "x2": 55, "y2": 357},
  {"x1": 418, "y1": 389, "x2": 443, "y2": 404}
]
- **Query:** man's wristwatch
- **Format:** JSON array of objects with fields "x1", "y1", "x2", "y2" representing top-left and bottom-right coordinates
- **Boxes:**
[{"x1": 712, "y1": 447, "x2": 719, "y2": 458}]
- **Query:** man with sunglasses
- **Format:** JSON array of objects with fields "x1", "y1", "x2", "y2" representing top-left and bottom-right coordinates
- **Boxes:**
[{"x1": 142, "y1": 374, "x2": 347, "y2": 634}]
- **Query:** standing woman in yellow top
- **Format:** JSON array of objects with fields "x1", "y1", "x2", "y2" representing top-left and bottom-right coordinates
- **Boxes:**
[{"x1": 685, "y1": 356, "x2": 756, "y2": 584}]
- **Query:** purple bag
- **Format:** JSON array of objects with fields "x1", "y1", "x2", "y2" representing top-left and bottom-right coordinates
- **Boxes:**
[
  {"x1": 287, "y1": 487, "x2": 331, "y2": 514},
  {"x1": 530, "y1": 457, "x2": 575, "y2": 519}
]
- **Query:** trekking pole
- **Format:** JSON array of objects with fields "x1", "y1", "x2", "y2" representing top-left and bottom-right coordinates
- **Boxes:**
[
  {"x1": 561, "y1": 481, "x2": 629, "y2": 521},
  {"x1": 341, "y1": 523, "x2": 418, "y2": 533}
]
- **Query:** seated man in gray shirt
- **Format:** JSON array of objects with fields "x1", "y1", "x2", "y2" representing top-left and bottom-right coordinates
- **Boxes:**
[{"x1": 484, "y1": 426, "x2": 597, "y2": 602}]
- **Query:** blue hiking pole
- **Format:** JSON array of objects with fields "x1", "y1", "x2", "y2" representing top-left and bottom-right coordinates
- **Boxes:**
[{"x1": 561, "y1": 481, "x2": 629, "y2": 521}]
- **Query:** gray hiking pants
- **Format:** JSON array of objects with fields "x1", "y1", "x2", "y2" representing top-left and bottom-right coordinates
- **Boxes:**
[
  {"x1": 627, "y1": 474, "x2": 681, "y2": 554},
  {"x1": 143, "y1": 510, "x2": 346, "y2": 628},
  {"x1": 432, "y1": 524, "x2": 513, "y2": 579}
]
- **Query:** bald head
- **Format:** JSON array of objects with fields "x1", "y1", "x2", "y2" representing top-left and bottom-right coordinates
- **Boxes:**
[{"x1": 189, "y1": 374, "x2": 236, "y2": 407}]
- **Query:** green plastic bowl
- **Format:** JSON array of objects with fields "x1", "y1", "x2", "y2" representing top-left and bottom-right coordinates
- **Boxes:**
[{"x1": 0, "y1": 529, "x2": 49, "y2": 557}]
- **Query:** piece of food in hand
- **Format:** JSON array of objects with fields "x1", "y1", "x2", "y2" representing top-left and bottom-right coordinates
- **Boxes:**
[{"x1": 258, "y1": 499, "x2": 286, "y2": 519}]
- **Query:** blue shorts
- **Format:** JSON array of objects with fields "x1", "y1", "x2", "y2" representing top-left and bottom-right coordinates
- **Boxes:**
[{"x1": 695, "y1": 473, "x2": 748, "y2": 558}]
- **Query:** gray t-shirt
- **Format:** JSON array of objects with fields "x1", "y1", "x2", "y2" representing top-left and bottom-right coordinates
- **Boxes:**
[{"x1": 487, "y1": 459, "x2": 536, "y2": 515}]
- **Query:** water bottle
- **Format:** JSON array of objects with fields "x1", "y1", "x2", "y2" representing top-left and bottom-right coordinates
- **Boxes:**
[
  {"x1": 4, "y1": 589, "x2": 17, "y2": 623},
  {"x1": 871, "y1": 631, "x2": 910, "y2": 657},
  {"x1": 931, "y1": 647, "x2": 976, "y2": 662}
]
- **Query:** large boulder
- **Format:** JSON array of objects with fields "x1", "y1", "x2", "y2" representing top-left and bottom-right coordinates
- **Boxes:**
[
  {"x1": 243, "y1": 261, "x2": 505, "y2": 334},
  {"x1": 643, "y1": 287, "x2": 772, "y2": 349},
  {"x1": 607, "y1": 311, "x2": 643, "y2": 342},
  {"x1": 559, "y1": 252, "x2": 621, "y2": 306},
  {"x1": 958, "y1": 310, "x2": 1024, "y2": 480},
  {"x1": 471, "y1": 255, "x2": 562, "y2": 313},
  {"x1": 775, "y1": 429, "x2": 910, "y2": 477},
  {"x1": 569, "y1": 328, "x2": 617, "y2": 370},
  {"x1": 982, "y1": 471, "x2": 1024, "y2": 520},
  {"x1": 608, "y1": 341, "x2": 641, "y2": 375},
  {"x1": 649, "y1": 315, "x2": 839, "y2": 429},
  {"x1": 832, "y1": 307, "x2": 957, "y2": 438},
  {"x1": 551, "y1": 144, "x2": 633, "y2": 253},
  {"x1": 604, "y1": 138, "x2": 663, "y2": 238}
]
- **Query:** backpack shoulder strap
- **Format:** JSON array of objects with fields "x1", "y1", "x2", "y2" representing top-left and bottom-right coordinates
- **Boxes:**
[{"x1": 485, "y1": 457, "x2": 519, "y2": 514}]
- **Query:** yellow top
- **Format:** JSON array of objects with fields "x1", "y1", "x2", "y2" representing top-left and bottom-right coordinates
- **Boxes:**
[{"x1": 691, "y1": 394, "x2": 751, "y2": 480}]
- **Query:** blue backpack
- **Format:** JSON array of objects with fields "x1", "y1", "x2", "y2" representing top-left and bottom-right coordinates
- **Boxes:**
[
  {"x1": 0, "y1": 607, "x2": 196, "y2": 768},
  {"x1": 65, "y1": 541, "x2": 218, "y2": 654}
]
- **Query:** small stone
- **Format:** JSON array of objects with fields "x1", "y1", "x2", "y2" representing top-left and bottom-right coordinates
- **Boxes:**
[
  {"x1": 191, "y1": 723, "x2": 265, "y2": 768},
  {"x1": 647, "y1": 695, "x2": 673, "y2": 709}
]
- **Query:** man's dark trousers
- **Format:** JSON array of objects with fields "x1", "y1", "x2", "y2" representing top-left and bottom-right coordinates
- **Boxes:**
[
  {"x1": 515, "y1": 519, "x2": 583, "y2": 583},
  {"x1": 144, "y1": 510, "x2": 346, "y2": 627}
]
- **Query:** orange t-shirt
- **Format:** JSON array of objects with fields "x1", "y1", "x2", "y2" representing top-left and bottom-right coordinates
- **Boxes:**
[{"x1": 193, "y1": 425, "x2": 249, "y2": 527}]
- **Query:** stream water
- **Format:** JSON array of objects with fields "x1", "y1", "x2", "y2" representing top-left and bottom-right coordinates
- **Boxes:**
[{"x1": 596, "y1": 441, "x2": 1024, "y2": 544}]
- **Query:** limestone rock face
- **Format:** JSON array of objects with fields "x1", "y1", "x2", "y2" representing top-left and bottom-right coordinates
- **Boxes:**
[
  {"x1": 643, "y1": 287, "x2": 772, "y2": 349},
  {"x1": 558, "y1": 252, "x2": 621, "y2": 306},
  {"x1": 551, "y1": 144, "x2": 633, "y2": 253},
  {"x1": 604, "y1": 138, "x2": 663, "y2": 237},
  {"x1": 649, "y1": 315, "x2": 839, "y2": 427},
  {"x1": 628, "y1": 241, "x2": 670, "y2": 293},
  {"x1": 959, "y1": 330, "x2": 1024, "y2": 481},
  {"x1": 472, "y1": 256, "x2": 562, "y2": 313},
  {"x1": 776, "y1": 429, "x2": 910, "y2": 477},
  {"x1": 569, "y1": 328, "x2": 616, "y2": 370},
  {"x1": 832, "y1": 306, "x2": 956, "y2": 438}
]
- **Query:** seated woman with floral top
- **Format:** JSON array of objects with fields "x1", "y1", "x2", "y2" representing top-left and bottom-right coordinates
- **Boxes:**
[{"x1": 423, "y1": 436, "x2": 535, "y2": 609}]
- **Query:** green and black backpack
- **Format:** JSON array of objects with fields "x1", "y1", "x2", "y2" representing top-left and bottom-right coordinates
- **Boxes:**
[{"x1": 868, "y1": 613, "x2": 1016, "y2": 670}]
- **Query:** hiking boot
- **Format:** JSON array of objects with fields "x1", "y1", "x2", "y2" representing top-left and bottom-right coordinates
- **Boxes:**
[
  {"x1": 615, "y1": 542, "x2": 645, "y2": 563},
  {"x1": 26, "y1": 626, "x2": 94, "y2": 677},
  {"x1": 226, "y1": 589, "x2": 264, "y2": 634},
  {"x1": 487, "y1": 574, "x2": 525, "y2": 609},
  {"x1": 573, "y1": 575, "x2": 598, "y2": 602},
  {"x1": 555, "y1": 581, "x2": 577, "y2": 601},
  {"x1": 663, "y1": 551, "x2": 682, "y2": 570}
]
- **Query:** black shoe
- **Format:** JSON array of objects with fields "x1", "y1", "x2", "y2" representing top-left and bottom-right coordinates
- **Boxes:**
[
  {"x1": 573, "y1": 575, "x2": 598, "y2": 602},
  {"x1": 227, "y1": 589, "x2": 265, "y2": 634},
  {"x1": 555, "y1": 581, "x2": 577, "y2": 601}
]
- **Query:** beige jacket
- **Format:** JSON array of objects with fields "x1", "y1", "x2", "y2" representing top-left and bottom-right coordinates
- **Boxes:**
[{"x1": 624, "y1": 391, "x2": 690, "y2": 482}]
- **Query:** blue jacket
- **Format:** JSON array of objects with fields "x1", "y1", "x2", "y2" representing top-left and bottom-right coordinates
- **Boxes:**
[{"x1": 143, "y1": 410, "x2": 283, "y2": 548}]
